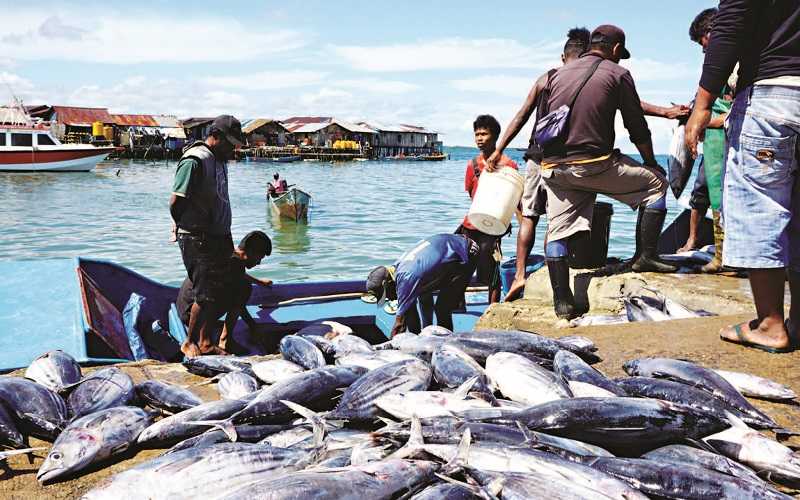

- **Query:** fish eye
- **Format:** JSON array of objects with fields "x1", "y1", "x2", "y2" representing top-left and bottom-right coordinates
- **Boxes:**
[{"x1": 50, "y1": 452, "x2": 62, "y2": 461}]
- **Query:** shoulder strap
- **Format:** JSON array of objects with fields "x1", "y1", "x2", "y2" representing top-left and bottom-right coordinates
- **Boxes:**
[
  {"x1": 472, "y1": 156, "x2": 482, "y2": 179},
  {"x1": 568, "y1": 58, "x2": 604, "y2": 109}
]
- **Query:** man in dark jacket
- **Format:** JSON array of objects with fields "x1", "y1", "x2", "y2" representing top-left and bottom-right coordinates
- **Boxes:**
[{"x1": 685, "y1": 0, "x2": 800, "y2": 353}]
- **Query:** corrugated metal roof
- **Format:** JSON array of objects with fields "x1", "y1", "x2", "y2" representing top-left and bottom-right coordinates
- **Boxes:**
[
  {"x1": 52, "y1": 106, "x2": 113, "y2": 126},
  {"x1": 368, "y1": 122, "x2": 437, "y2": 134},
  {"x1": 333, "y1": 120, "x2": 377, "y2": 134},
  {"x1": 289, "y1": 122, "x2": 331, "y2": 134},
  {"x1": 111, "y1": 114, "x2": 159, "y2": 127},
  {"x1": 241, "y1": 118, "x2": 288, "y2": 134},
  {"x1": 152, "y1": 114, "x2": 181, "y2": 128}
]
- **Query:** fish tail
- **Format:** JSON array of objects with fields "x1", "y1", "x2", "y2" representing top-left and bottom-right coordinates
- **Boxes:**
[
  {"x1": 723, "y1": 411, "x2": 749, "y2": 429},
  {"x1": 279, "y1": 400, "x2": 327, "y2": 448},
  {"x1": 186, "y1": 419, "x2": 237, "y2": 441},
  {"x1": 449, "y1": 427, "x2": 472, "y2": 469},
  {"x1": 388, "y1": 414, "x2": 425, "y2": 459},
  {"x1": 453, "y1": 376, "x2": 480, "y2": 399}
]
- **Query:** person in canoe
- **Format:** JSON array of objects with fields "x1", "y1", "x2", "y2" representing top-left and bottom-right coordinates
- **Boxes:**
[
  {"x1": 176, "y1": 230, "x2": 273, "y2": 356},
  {"x1": 267, "y1": 172, "x2": 289, "y2": 197},
  {"x1": 170, "y1": 115, "x2": 245, "y2": 357},
  {"x1": 365, "y1": 234, "x2": 479, "y2": 337}
]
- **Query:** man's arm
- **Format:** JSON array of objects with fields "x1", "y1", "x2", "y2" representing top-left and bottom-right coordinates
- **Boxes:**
[
  {"x1": 634, "y1": 140, "x2": 660, "y2": 169},
  {"x1": 170, "y1": 158, "x2": 199, "y2": 223},
  {"x1": 486, "y1": 72, "x2": 549, "y2": 171},
  {"x1": 641, "y1": 101, "x2": 690, "y2": 120},
  {"x1": 244, "y1": 273, "x2": 272, "y2": 287}
]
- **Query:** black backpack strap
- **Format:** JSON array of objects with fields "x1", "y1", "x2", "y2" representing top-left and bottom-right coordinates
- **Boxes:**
[{"x1": 567, "y1": 58, "x2": 604, "y2": 109}]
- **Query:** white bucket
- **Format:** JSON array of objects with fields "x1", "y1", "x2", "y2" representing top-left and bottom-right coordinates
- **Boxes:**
[{"x1": 467, "y1": 166, "x2": 524, "y2": 235}]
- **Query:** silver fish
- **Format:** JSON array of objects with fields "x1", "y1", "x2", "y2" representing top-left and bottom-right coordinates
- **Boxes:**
[
  {"x1": 24, "y1": 350, "x2": 82, "y2": 393},
  {"x1": 375, "y1": 379, "x2": 491, "y2": 419},
  {"x1": 556, "y1": 335, "x2": 597, "y2": 352},
  {"x1": 252, "y1": 359, "x2": 305, "y2": 384},
  {"x1": 279, "y1": 335, "x2": 326, "y2": 370},
  {"x1": 447, "y1": 329, "x2": 600, "y2": 364},
  {"x1": 38, "y1": 406, "x2": 151, "y2": 484},
  {"x1": 485, "y1": 352, "x2": 572, "y2": 405},
  {"x1": 431, "y1": 343, "x2": 488, "y2": 389},
  {"x1": 220, "y1": 459, "x2": 439, "y2": 500},
  {"x1": 0, "y1": 376, "x2": 68, "y2": 440},
  {"x1": 668, "y1": 123, "x2": 694, "y2": 198},
  {"x1": 166, "y1": 424, "x2": 291, "y2": 455},
  {"x1": 419, "y1": 325, "x2": 453, "y2": 337},
  {"x1": 409, "y1": 481, "x2": 481, "y2": 500},
  {"x1": 553, "y1": 350, "x2": 625, "y2": 397},
  {"x1": 182, "y1": 356, "x2": 255, "y2": 378},
  {"x1": 642, "y1": 444, "x2": 763, "y2": 483},
  {"x1": 330, "y1": 335, "x2": 374, "y2": 357},
  {"x1": 329, "y1": 359, "x2": 432, "y2": 421},
  {"x1": 713, "y1": 369, "x2": 796, "y2": 401},
  {"x1": 67, "y1": 367, "x2": 135, "y2": 419},
  {"x1": 470, "y1": 469, "x2": 610, "y2": 500},
  {"x1": 217, "y1": 372, "x2": 260, "y2": 400},
  {"x1": 135, "y1": 380, "x2": 204, "y2": 414},
  {"x1": 137, "y1": 398, "x2": 249, "y2": 447},
  {"x1": 0, "y1": 402, "x2": 25, "y2": 448},
  {"x1": 335, "y1": 351, "x2": 418, "y2": 371},
  {"x1": 376, "y1": 332, "x2": 447, "y2": 359}
]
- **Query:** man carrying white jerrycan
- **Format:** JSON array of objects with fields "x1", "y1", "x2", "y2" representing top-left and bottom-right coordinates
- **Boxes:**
[
  {"x1": 456, "y1": 114, "x2": 521, "y2": 304},
  {"x1": 537, "y1": 25, "x2": 677, "y2": 320}
]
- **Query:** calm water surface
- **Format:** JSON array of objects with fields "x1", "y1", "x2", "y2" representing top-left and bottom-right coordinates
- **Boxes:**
[{"x1": 0, "y1": 147, "x2": 682, "y2": 285}]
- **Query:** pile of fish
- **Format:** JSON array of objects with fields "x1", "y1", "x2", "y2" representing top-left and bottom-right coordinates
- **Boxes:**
[{"x1": 1, "y1": 326, "x2": 798, "y2": 499}]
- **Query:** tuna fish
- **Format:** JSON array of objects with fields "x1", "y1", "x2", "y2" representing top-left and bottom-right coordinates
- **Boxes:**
[
  {"x1": 330, "y1": 334, "x2": 374, "y2": 357},
  {"x1": 641, "y1": 444, "x2": 762, "y2": 483},
  {"x1": 420, "y1": 325, "x2": 453, "y2": 337},
  {"x1": 335, "y1": 351, "x2": 418, "y2": 371},
  {"x1": 24, "y1": 350, "x2": 82, "y2": 393},
  {"x1": 712, "y1": 369, "x2": 797, "y2": 401},
  {"x1": 182, "y1": 356, "x2": 255, "y2": 378},
  {"x1": 279, "y1": 335, "x2": 326, "y2": 370},
  {"x1": 37, "y1": 406, "x2": 151, "y2": 484},
  {"x1": 0, "y1": 402, "x2": 25, "y2": 448},
  {"x1": 623, "y1": 357, "x2": 779, "y2": 429},
  {"x1": 704, "y1": 418, "x2": 800, "y2": 488},
  {"x1": 217, "y1": 372, "x2": 260, "y2": 400},
  {"x1": 251, "y1": 359, "x2": 305, "y2": 384},
  {"x1": 581, "y1": 456, "x2": 791, "y2": 500},
  {"x1": 624, "y1": 296, "x2": 671, "y2": 322},
  {"x1": 447, "y1": 329, "x2": 600, "y2": 364},
  {"x1": 137, "y1": 398, "x2": 249, "y2": 447},
  {"x1": 84, "y1": 441, "x2": 325, "y2": 500},
  {"x1": 0, "y1": 376, "x2": 68, "y2": 440},
  {"x1": 409, "y1": 482, "x2": 481, "y2": 500},
  {"x1": 375, "y1": 332, "x2": 447, "y2": 359},
  {"x1": 556, "y1": 335, "x2": 597, "y2": 352},
  {"x1": 229, "y1": 366, "x2": 367, "y2": 428},
  {"x1": 470, "y1": 469, "x2": 605, "y2": 500},
  {"x1": 553, "y1": 350, "x2": 626, "y2": 397},
  {"x1": 617, "y1": 376, "x2": 773, "y2": 429},
  {"x1": 374, "y1": 378, "x2": 491, "y2": 419},
  {"x1": 394, "y1": 425, "x2": 646, "y2": 500},
  {"x1": 485, "y1": 352, "x2": 572, "y2": 405},
  {"x1": 465, "y1": 397, "x2": 731, "y2": 455},
  {"x1": 135, "y1": 380, "x2": 203, "y2": 414},
  {"x1": 431, "y1": 344, "x2": 488, "y2": 389},
  {"x1": 166, "y1": 424, "x2": 292, "y2": 455},
  {"x1": 328, "y1": 359, "x2": 432, "y2": 421},
  {"x1": 220, "y1": 459, "x2": 439, "y2": 500},
  {"x1": 67, "y1": 367, "x2": 135, "y2": 419}
]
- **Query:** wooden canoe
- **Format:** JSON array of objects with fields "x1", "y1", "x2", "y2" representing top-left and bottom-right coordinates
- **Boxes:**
[{"x1": 268, "y1": 187, "x2": 311, "y2": 221}]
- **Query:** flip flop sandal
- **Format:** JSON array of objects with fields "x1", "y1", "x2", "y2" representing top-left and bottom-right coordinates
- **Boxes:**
[{"x1": 721, "y1": 322, "x2": 794, "y2": 354}]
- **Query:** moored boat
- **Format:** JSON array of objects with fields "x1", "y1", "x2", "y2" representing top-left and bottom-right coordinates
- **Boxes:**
[
  {"x1": 0, "y1": 101, "x2": 116, "y2": 172},
  {"x1": 268, "y1": 187, "x2": 312, "y2": 221}
]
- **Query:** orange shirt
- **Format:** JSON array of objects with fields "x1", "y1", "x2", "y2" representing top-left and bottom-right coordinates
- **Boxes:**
[{"x1": 462, "y1": 154, "x2": 518, "y2": 229}]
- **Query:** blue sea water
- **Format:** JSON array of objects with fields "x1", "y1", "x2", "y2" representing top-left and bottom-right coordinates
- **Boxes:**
[{"x1": 0, "y1": 147, "x2": 687, "y2": 285}]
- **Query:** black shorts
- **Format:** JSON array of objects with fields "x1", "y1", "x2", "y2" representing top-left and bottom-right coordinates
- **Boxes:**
[
  {"x1": 177, "y1": 276, "x2": 252, "y2": 325},
  {"x1": 177, "y1": 233, "x2": 234, "y2": 306},
  {"x1": 456, "y1": 226, "x2": 501, "y2": 291}
]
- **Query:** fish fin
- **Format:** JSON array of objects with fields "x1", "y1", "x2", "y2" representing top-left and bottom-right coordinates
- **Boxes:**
[
  {"x1": 0, "y1": 447, "x2": 47, "y2": 462},
  {"x1": 279, "y1": 400, "x2": 327, "y2": 449},
  {"x1": 774, "y1": 427, "x2": 800, "y2": 440},
  {"x1": 192, "y1": 374, "x2": 221, "y2": 387},
  {"x1": 186, "y1": 419, "x2": 237, "y2": 441},
  {"x1": 685, "y1": 437, "x2": 720, "y2": 454},
  {"x1": 387, "y1": 414, "x2": 424, "y2": 460},
  {"x1": 724, "y1": 411, "x2": 749, "y2": 429},
  {"x1": 515, "y1": 421, "x2": 536, "y2": 444},
  {"x1": 454, "y1": 376, "x2": 480, "y2": 399},
  {"x1": 442, "y1": 427, "x2": 471, "y2": 473}
]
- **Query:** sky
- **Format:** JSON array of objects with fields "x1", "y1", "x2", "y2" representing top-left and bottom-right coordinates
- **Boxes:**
[{"x1": 0, "y1": 0, "x2": 718, "y2": 151}]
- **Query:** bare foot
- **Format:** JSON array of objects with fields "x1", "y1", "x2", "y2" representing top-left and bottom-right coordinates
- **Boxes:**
[
  {"x1": 719, "y1": 318, "x2": 792, "y2": 353},
  {"x1": 181, "y1": 342, "x2": 201, "y2": 358},
  {"x1": 504, "y1": 277, "x2": 527, "y2": 302},
  {"x1": 677, "y1": 239, "x2": 698, "y2": 253}
]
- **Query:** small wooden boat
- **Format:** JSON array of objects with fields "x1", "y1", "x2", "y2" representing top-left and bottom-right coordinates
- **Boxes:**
[
  {"x1": 268, "y1": 187, "x2": 311, "y2": 221},
  {"x1": 0, "y1": 257, "x2": 491, "y2": 370},
  {"x1": 251, "y1": 155, "x2": 301, "y2": 163}
]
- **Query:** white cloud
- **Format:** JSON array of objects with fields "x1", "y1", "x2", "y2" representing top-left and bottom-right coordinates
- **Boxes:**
[
  {"x1": 450, "y1": 75, "x2": 536, "y2": 98},
  {"x1": 331, "y1": 38, "x2": 562, "y2": 72},
  {"x1": 202, "y1": 71, "x2": 328, "y2": 91},
  {"x1": 0, "y1": 8, "x2": 305, "y2": 64},
  {"x1": 621, "y1": 58, "x2": 696, "y2": 82},
  {"x1": 336, "y1": 78, "x2": 420, "y2": 94},
  {"x1": 298, "y1": 88, "x2": 354, "y2": 107}
]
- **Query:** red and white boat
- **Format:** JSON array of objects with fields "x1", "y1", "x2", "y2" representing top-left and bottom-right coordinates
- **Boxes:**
[{"x1": 0, "y1": 101, "x2": 116, "y2": 172}]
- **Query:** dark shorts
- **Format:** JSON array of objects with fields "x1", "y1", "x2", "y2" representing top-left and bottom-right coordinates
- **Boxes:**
[
  {"x1": 457, "y1": 226, "x2": 501, "y2": 291},
  {"x1": 177, "y1": 233, "x2": 234, "y2": 306},
  {"x1": 176, "y1": 276, "x2": 252, "y2": 325}
]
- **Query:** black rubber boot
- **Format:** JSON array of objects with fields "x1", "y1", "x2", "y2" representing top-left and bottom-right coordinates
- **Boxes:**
[
  {"x1": 632, "y1": 208, "x2": 679, "y2": 273},
  {"x1": 546, "y1": 257, "x2": 577, "y2": 319}
]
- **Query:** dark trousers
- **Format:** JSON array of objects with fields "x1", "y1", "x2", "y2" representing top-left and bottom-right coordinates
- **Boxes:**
[
  {"x1": 176, "y1": 233, "x2": 233, "y2": 305},
  {"x1": 404, "y1": 262, "x2": 474, "y2": 333},
  {"x1": 689, "y1": 161, "x2": 710, "y2": 212}
]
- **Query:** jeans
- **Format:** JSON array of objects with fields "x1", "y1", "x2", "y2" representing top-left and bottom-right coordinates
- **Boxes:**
[{"x1": 722, "y1": 84, "x2": 800, "y2": 270}]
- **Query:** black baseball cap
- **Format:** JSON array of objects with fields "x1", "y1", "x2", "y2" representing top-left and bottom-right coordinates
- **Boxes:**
[
  {"x1": 591, "y1": 24, "x2": 631, "y2": 59},
  {"x1": 366, "y1": 266, "x2": 390, "y2": 305},
  {"x1": 211, "y1": 115, "x2": 245, "y2": 147}
]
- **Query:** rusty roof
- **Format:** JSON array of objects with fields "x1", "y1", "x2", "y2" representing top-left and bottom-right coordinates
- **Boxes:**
[
  {"x1": 241, "y1": 118, "x2": 289, "y2": 134},
  {"x1": 110, "y1": 114, "x2": 159, "y2": 127},
  {"x1": 51, "y1": 106, "x2": 113, "y2": 126}
]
